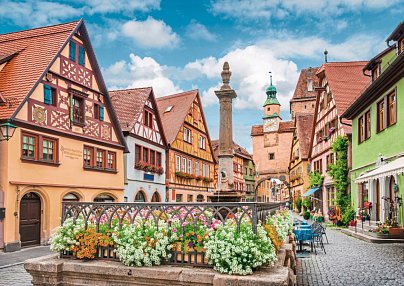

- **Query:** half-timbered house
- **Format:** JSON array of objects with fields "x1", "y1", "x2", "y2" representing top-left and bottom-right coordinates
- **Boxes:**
[
  {"x1": 309, "y1": 61, "x2": 369, "y2": 218},
  {"x1": 0, "y1": 20, "x2": 127, "y2": 251},
  {"x1": 156, "y1": 90, "x2": 216, "y2": 202},
  {"x1": 110, "y1": 87, "x2": 167, "y2": 202}
]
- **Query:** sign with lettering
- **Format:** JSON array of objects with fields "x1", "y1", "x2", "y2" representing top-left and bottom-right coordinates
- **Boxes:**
[{"x1": 61, "y1": 146, "x2": 82, "y2": 160}]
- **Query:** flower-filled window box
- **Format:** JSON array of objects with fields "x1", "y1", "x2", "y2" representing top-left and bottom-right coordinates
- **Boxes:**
[
  {"x1": 195, "y1": 175, "x2": 203, "y2": 181},
  {"x1": 175, "y1": 171, "x2": 195, "y2": 179},
  {"x1": 135, "y1": 161, "x2": 164, "y2": 175},
  {"x1": 203, "y1": 177, "x2": 214, "y2": 183}
]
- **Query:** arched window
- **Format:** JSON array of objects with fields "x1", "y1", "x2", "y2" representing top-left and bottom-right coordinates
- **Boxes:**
[
  {"x1": 134, "y1": 191, "x2": 146, "y2": 202},
  {"x1": 196, "y1": 195, "x2": 204, "y2": 202},
  {"x1": 94, "y1": 193, "x2": 115, "y2": 202},
  {"x1": 63, "y1": 193, "x2": 80, "y2": 202},
  {"x1": 151, "y1": 192, "x2": 161, "y2": 202}
]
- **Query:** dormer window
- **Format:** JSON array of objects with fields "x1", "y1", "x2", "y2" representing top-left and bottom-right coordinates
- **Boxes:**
[
  {"x1": 69, "y1": 40, "x2": 85, "y2": 66},
  {"x1": 307, "y1": 79, "x2": 313, "y2": 91},
  {"x1": 371, "y1": 64, "x2": 381, "y2": 82}
]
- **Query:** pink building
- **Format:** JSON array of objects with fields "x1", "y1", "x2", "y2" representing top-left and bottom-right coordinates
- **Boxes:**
[{"x1": 309, "y1": 62, "x2": 369, "y2": 217}]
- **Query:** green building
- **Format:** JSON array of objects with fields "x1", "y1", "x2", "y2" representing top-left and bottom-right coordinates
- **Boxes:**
[{"x1": 342, "y1": 22, "x2": 404, "y2": 226}]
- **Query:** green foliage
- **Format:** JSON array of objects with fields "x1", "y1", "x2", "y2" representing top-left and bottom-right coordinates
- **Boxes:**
[
  {"x1": 328, "y1": 136, "x2": 350, "y2": 213},
  {"x1": 341, "y1": 207, "x2": 356, "y2": 226},
  {"x1": 308, "y1": 171, "x2": 324, "y2": 188},
  {"x1": 295, "y1": 197, "x2": 302, "y2": 212},
  {"x1": 303, "y1": 211, "x2": 310, "y2": 220},
  {"x1": 302, "y1": 197, "x2": 311, "y2": 211}
]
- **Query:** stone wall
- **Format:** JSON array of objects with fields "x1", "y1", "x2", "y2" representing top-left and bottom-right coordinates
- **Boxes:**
[{"x1": 25, "y1": 240, "x2": 296, "y2": 286}]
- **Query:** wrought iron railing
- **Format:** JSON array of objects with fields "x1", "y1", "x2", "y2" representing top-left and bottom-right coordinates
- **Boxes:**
[{"x1": 60, "y1": 202, "x2": 284, "y2": 266}]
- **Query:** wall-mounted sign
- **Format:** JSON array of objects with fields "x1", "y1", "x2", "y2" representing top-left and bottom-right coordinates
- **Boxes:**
[{"x1": 61, "y1": 146, "x2": 82, "y2": 160}]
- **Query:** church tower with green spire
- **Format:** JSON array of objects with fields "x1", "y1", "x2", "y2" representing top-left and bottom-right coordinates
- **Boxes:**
[{"x1": 263, "y1": 73, "x2": 281, "y2": 132}]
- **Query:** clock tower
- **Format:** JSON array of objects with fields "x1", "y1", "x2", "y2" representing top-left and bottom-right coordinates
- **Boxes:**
[{"x1": 263, "y1": 73, "x2": 281, "y2": 133}]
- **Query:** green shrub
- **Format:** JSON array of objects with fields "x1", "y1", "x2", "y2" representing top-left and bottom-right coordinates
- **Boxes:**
[
  {"x1": 303, "y1": 211, "x2": 310, "y2": 220},
  {"x1": 302, "y1": 197, "x2": 311, "y2": 211},
  {"x1": 342, "y1": 207, "x2": 356, "y2": 226},
  {"x1": 295, "y1": 197, "x2": 302, "y2": 212}
]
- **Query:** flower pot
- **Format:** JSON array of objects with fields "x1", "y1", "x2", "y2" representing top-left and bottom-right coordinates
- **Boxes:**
[{"x1": 389, "y1": 227, "x2": 404, "y2": 236}]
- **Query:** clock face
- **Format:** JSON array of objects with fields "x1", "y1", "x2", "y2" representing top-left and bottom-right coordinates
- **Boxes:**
[{"x1": 264, "y1": 118, "x2": 278, "y2": 132}]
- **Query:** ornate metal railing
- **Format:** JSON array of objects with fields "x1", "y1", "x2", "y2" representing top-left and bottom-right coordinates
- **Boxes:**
[{"x1": 60, "y1": 202, "x2": 284, "y2": 266}]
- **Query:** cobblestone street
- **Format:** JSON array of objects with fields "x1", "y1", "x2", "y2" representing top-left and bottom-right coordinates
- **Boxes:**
[
  {"x1": 297, "y1": 228, "x2": 404, "y2": 286},
  {"x1": 0, "y1": 264, "x2": 31, "y2": 286}
]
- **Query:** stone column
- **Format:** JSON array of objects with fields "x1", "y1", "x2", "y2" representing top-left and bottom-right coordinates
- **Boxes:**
[
  {"x1": 209, "y1": 62, "x2": 242, "y2": 203},
  {"x1": 380, "y1": 177, "x2": 387, "y2": 222},
  {"x1": 368, "y1": 179, "x2": 376, "y2": 219}
]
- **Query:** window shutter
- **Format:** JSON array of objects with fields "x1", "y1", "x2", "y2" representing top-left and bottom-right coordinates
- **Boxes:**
[
  {"x1": 44, "y1": 84, "x2": 52, "y2": 105},
  {"x1": 69, "y1": 41, "x2": 76, "y2": 62},
  {"x1": 78, "y1": 46, "x2": 85, "y2": 66},
  {"x1": 99, "y1": 105, "x2": 104, "y2": 121}
]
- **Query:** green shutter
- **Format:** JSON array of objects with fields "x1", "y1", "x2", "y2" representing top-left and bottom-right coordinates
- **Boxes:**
[
  {"x1": 69, "y1": 40, "x2": 76, "y2": 62},
  {"x1": 44, "y1": 84, "x2": 52, "y2": 105},
  {"x1": 78, "y1": 46, "x2": 85, "y2": 66},
  {"x1": 99, "y1": 105, "x2": 104, "y2": 121}
]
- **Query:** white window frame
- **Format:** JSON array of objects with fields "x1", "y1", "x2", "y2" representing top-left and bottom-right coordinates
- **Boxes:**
[
  {"x1": 199, "y1": 136, "x2": 206, "y2": 149},
  {"x1": 176, "y1": 155, "x2": 181, "y2": 172},
  {"x1": 188, "y1": 159, "x2": 192, "y2": 174},
  {"x1": 181, "y1": 157, "x2": 186, "y2": 172},
  {"x1": 183, "y1": 127, "x2": 191, "y2": 143},
  {"x1": 195, "y1": 161, "x2": 199, "y2": 175}
]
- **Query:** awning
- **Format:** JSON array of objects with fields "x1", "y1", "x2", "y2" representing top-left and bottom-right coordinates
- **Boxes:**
[
  {"x1": 356, "y1": 156, "x2": 404, "y2": 183},
  {"x1": 302, "y1": 187, "x2": 320, "y2": 197}
]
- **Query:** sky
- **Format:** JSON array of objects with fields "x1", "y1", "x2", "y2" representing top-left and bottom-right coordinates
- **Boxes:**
[{"x1": 1, "y1": 0, "x2": 403, "y2": 152}]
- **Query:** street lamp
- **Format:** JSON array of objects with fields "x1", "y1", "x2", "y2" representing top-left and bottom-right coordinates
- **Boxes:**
[{"x1": 0, "y1": 121, "x2": 17, "y2": 141}]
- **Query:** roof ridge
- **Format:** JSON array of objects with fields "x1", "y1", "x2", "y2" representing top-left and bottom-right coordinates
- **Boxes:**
[
  {"x1": 324, "y1": 61, "x2": 368, "y2": 65},
  {"x1": 0, "y1": 20, "x2": 80, "y2": 43},
  {"x1": 109, "y1": 86, "x2": 152, "y2": 92},
  {"x1": 157, "y1": 89, "x2": 198, "y2": 101}
]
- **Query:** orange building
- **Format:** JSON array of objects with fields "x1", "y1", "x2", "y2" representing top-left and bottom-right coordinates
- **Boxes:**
[
  {"x1": 0, "y1": 20, "x2": 127, "y2": 251},
  {"x1": 157, "y1": 90, "x2": 216, "y2": 202}
]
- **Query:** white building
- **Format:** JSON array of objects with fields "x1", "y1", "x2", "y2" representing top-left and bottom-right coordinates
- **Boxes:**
[{"x1": 110, "y1": 87, "x2": 167, "y2": 202}]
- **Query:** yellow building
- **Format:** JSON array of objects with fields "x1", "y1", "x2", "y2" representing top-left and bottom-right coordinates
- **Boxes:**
[
  {"x1": 289, "y1": 113, "x2": 314, "y2": 207},
  {"x1": 157, "y1": 90, "x2": 216, "y2": 202},
  {"x1": 0, "y1": 20, "x2": 127, "y2": 251}
]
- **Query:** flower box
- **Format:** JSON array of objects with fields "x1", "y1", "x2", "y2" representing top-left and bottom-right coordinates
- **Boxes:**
[{"x1": 388, "y1": 227, "x2": 404, "y2": 236}]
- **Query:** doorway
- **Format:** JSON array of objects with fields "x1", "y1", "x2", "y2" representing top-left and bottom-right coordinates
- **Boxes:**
[{"x1": 19, "y1": 192, "x2": 41, "y2": 247}]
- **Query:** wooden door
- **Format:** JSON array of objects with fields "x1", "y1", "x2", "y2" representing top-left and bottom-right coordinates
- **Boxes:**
[
  {"x1": 20, "y1": 192, "x2": 41, "y2": 247},
  {"x1": 376, "y1": 180, "x2": 380, "y2": 221}
]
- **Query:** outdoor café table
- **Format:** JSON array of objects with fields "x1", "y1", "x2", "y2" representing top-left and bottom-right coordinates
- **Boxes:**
[{"x1": 294, "y1": 227, "x2": 313, "y2": 252}]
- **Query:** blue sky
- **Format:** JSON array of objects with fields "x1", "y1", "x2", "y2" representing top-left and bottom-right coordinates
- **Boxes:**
[{"x1": 1, "y1": 0, "x2": 403, "y2": 151}]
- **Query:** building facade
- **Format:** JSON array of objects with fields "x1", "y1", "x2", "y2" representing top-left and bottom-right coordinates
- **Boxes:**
[
  {"x1": 342, "y1": 22, "x2": 404, "y2": 226},
  {"x1": 309, "y1": 61, "x2": 369, "y2": 217},
  {"x1": 289, "y1": 113, "x2": 314, "y2": 206},
  {"x1": 110, "y1": 87, "x2": 167, "y2": 203},
  {"x1": 212, "y1": 140, "x2": 255, "y2": 200},
  {"x1": 0, "y1": 20, "x2": 127, "y2": 251},
  {"x1": 251, "y1": 76, "x2": 294, "y2": 202},
  {"x1": 290, "y1": 67, "x2": 319, "y2": 120},
  {"x1": 157, "y1": 90, "x2": 215, "y2": 202}
]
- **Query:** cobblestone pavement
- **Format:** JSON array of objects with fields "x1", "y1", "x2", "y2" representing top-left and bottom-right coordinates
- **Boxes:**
[
  {"x1": 296, "y1": 228, "x2": 404, "y2": 286},
  {"x1": 0, "y1": 264, "x2": 31, "y2": 286}
]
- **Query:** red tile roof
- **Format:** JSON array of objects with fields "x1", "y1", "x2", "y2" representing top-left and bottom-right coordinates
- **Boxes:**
[
  {"x1": 0, "y1": 20, "x2": 80, "y2": 119},
  {"x1": 294, "y1": 113, "x2": 314, "y2": 159},
  {"x1": 211, "y1": 139, "x2": 252, "y2": 161},
  {"x1": 156, "y1": 90, "x2": 198, "y2": 144},
  {"x1": 316, "y1": 61, "x2": 370, "y2": 118},
  {"x1": 251, "y1": 121, "x2": 294, "y2": 136},
  {"x1": 110, "y1": 87, "x2": 152, "y2": 132},
  {"x1": 291, "y1": 67, "x2": 319, "y2": 100}
]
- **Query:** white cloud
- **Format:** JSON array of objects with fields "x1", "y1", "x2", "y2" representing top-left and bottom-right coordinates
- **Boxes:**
[
  {"x1": 122, "y1": 17, "x2": 180, "y2": 49},
  {"x1": 0, "y1": 1, "x2": 82, "y2": 27},
  {"x1": 84, "y1": 0, "x2": 160, "y2": 14},
  {"x1": 103, "y1": 54, "x2": 182, "y2": 97},
  {"x1": 210, "y1": 0, "x2": 402, "y2": 21},
  {"x1": 186, "y1": 20, "x2": 217, "y2": 42}
]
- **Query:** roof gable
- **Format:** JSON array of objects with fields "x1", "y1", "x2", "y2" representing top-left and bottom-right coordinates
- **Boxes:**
[
  {"x1": 294, "y1": 113, "x2": 314, "y2": 159},
  {"x1": 291, "y1": 67, "x2": 319, "y2": 100}
]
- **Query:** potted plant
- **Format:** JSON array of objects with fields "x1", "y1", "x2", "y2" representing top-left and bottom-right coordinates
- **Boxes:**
[{"x1": 303, "y1": 211, "x2": 310, "y2": 220}]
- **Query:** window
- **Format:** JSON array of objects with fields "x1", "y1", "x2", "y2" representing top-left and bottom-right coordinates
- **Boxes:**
[
  {"x1": 44, "y1": 84, "x2": 57, "y2": 106},
  {"x1": 42, "y1": 139, "x2": 56, "y2": 162},
  {"x1": 183, "y1": 127, "x2": 191, "y2": 143},
  {"x1": 176, "y1": 194, "x2": 183, "y2": 202},
  {"x1": 244, "y1": 167, "x2": 247, "y2": 175},
  {"x1": 196, "y1": 195, "x2": 204, "y2": 202},
  {"x1": 202, "y1": 164, "x2": 210, "y2": 177},
  {"x1": 359, "y1": 110, "x2": 371, "y2": 144},
  {"x1": 188, "y1": 159, "x2": 192, "y2": 174},
  {"x1": 377, "y1": 99, "x2": 386, "y2": 132},
  {"x1": 269, "y1": 153, "x2": 275, "y2": 160},
  {"x1": 83, "y1": 146, "x2": 93, "y2": 167},
  {"x1": 78, "y1": 46, "x2": 85, "y2": 66},
  {"x1": 388, "y1": 91, "x2": 397, "y2": 126},
  {"x1": 249, "y1": 168, "x2": 253, "y2": 176},
  {"x1": 94, "y1": 193, "x2": 115, "y2": 202},
  {"x1": 187, "y1": 194, "x2": 193, "y2": 202},
  {"x1": 358, "y1": 115, "x2": 364, "y2": 143},
  {"x1": 72, "y1": 96, "x2": 85, "y2": 125},
  {"x1": 135, "y1": 145, "x2": 141, "y2": 164},
  {"x1": 143, "y1": 147, "x2": 149, "y2": 162},
  {"x1": 96, "y1": 149, "x2": 105, "y2": 168},
  {"x1": 195, "y1": 161, "x2": 200, "y2": 175},
  {"x1": 199, "y1": 136, "x2": 206, "y2": 149},
  {"x1": 150, "y1": 150, "x2": 155, "y2": 166},
  {"x1": 156, "y1": 152, "x2": 162, "y2": 167},
  {"x1": 144, "y1": 110, "x2": 153, "y2": 129},
  {"x1": 21, "y1": 132, "x2": 58, "y2": 164},
  {"x1": 307, "y1": 79, "x2": 313, "y2": 92},
  {"x1": 176, "y1": 155, "x2": 181, "y2": 172},
  {"x1": 69, "y1": 40, "x2": 76, "y2": 62},
  {"x1": 83, "y1": 146, "x2": 116, "y2": 172},
  {"x1": 107, "y1": 152, "x2": 116, "y2": 169},
  {"x1": 181, "y1": 157, "x2": 187, "y2": 172},
  {"x1": 135, "y1": 191, "x2": 146, "y2": 202},
  {"x1": 365, "y1": 111, "x2": 371, "y2": 139},
  {"x1": 94, "y1": 104, "x2": 104, "y2": 121},
  {"x1": 69, "y1": 40, "x2": 85, "y2": 66}
]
